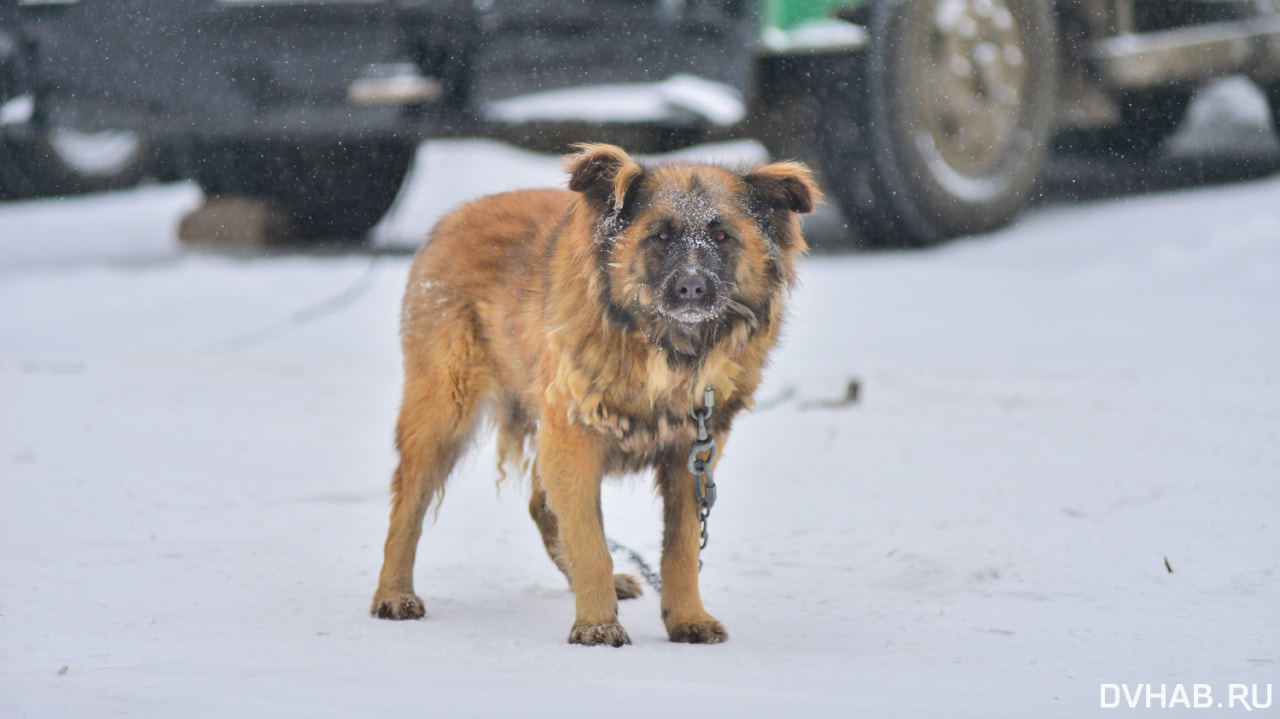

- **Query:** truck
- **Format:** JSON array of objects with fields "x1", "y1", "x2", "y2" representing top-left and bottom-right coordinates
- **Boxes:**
[{"x1": 3, "y1": 0, "x2": 1279, "y2": 247}]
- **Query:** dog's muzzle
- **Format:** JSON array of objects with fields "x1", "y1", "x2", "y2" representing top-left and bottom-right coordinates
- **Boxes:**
[{"x1": 658, "y1": 271, "x2": 724, "y2": 324}]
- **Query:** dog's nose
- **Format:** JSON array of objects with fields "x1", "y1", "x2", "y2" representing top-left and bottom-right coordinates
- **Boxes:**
[{"x1": 675, "y1": 274, "x2": 707, "y2": 301}]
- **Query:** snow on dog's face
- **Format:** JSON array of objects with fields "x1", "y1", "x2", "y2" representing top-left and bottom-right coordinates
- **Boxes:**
[{"x1": 567, "y1": 144, "x2": 819, "y2": 359}]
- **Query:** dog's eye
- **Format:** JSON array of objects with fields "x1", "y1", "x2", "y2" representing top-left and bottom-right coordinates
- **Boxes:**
[
  {"x1": 657, "y1": 230, "x2": 670, "y2": 242},
  {"x1": 713, "y1": 230, "x2": 728, "y2": 243}
]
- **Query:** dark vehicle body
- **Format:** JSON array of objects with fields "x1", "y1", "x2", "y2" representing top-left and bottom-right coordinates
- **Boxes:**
[{"x1": 12, "y1": 1, "x2": 755, "y2": 140}]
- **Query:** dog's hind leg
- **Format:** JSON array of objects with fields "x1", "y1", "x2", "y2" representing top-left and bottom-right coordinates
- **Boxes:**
[
  {"x1": 529, "y1": 479, "x2": 642, "y2": 600},
  {"x1": 528, "y1": 483, "x2": 572, "y2": 582},
  {"x1": 372, "y1": 320, "x2": 490, "y2": 620}
]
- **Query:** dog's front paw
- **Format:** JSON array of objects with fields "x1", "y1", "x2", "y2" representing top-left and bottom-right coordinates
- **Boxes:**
[
  {"x1": 371, "y1": 590, "x2": 426, "y2": 620},
  {"x1": 568, "y1": 622, "x2": 631, "y2": 647},
  {"x1": 667, "y1": 617, "x2": 728, "y2": 644},
  {"x1": 614, "y1": 573, "x2": 643, "y2": 600}
]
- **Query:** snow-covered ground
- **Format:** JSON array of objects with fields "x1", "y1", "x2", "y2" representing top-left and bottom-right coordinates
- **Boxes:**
[{"x1": 2, "y1": 81, "x2": 1278, "y2": 717}]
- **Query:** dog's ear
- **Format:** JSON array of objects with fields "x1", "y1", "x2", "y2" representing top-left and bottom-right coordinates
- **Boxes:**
[
  {"x1": 566, "y1": 144, "x2": 645, "y2": 216},
  {"x1": 743, "y1": 161, "x2": 821, "y2": 215}
]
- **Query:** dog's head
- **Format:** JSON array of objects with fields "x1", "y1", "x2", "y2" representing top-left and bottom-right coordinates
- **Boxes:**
[{"x1": 567, "y1": 144, "x2": 819, "y2": 355}]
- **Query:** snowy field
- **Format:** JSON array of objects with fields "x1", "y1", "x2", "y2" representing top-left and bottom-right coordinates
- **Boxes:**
[{"x1": 2, "y1": 80, "x2": 1279, "y2": 717}]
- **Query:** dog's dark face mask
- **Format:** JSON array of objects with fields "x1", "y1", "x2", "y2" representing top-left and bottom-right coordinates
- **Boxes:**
[
  {"x1": 636, "y1": 176, "x2": 737, "y2": 326},
  {"x1": 566, "y1": 144, "x2": 818, "y2": 358}
]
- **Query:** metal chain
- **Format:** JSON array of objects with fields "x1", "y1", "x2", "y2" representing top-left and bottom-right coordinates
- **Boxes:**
[
  {"x1": 606, "y1": 538, "x2": 663, "y2": 593},
  {"x1": 603, "y1": 387, "x2": 718, "y2": 592},
  {"x1": 688, "y1": 385, "x2": 717, "y2": 552},
  {"x1": 599, "y1": 387, "x2": 718, "y2": 593}
]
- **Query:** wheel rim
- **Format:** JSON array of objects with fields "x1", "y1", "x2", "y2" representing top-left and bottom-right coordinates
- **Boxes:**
[{"x1": 905, "y1": 0, "x2": 1032, "y2": 195}]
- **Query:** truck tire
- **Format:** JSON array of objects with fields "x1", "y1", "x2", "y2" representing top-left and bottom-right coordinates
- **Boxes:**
[
  {"x1": 1266, "y1": 84, "x2": 1280, "y2": 138},
  {"x1": 815, "y1": 0, "x2": 1058, "y2": 247},
  {"x1": 192, "y1": 140, "x2": 415, "y2": 243},
  {"x1": 1053, "y1": 87, "x2": 1193, "y2": 159}
]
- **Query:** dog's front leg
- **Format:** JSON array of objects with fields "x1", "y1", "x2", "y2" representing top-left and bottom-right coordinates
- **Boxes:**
[
  {"x1": 537, "y1": 412, "x2": 629, "y2": 647},
  {"x1": 658, "y1": 445, "x2": 729, "y2": 643}
]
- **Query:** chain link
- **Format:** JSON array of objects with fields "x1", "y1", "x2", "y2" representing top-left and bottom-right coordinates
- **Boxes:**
[
  {"x1": 688, "y1": 385, "x2": 717, "y2": 551},
  {"x1": 606, "y1": 539, "x2": 663, "y2": 593}
]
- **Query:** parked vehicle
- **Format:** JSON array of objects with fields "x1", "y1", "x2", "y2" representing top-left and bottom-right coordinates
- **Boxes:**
[
  {"x1": 3, "y1": 0, "x2": 1279, "y2": 245},
  {"x1": 796, "y1": 0, "x2": 1280, "y2": 245}
]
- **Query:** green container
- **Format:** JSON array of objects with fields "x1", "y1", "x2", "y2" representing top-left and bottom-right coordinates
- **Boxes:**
[{"x1": 762, "y1": 0, "x2": 868, "y2": 31}]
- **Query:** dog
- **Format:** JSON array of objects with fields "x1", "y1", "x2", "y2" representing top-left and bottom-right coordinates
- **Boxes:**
[{"x1": 371, "y1": 144, "x2": 818, "y2": 646}]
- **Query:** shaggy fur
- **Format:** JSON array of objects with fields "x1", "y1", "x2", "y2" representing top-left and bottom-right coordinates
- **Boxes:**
[{"x1": 371, "y1": 144, "x2": 818, "y2": 646}]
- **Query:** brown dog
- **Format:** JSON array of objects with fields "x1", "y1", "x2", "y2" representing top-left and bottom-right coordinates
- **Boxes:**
[{"x1": 372, "y1": 144, "x2": 818, "y2": 645}]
